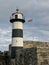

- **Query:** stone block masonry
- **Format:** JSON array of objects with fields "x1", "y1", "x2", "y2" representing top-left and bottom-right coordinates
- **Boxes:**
[
  {"x1": 23, "y1": 41, "x2": 49, "y2": 65},
  {"x1": 15, "y1": 47, "x2": 37, "y2": 65},
  {"x1": 24, "y1": 48, "x2": 37, "y2": 65}
]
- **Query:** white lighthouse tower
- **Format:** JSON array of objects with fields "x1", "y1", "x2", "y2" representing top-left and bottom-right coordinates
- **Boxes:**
[{"x1": 10, "y1": 9, "x2": 25, "y2": 59}]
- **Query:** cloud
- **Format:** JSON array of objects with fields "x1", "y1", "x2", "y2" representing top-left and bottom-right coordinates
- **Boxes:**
[
  {"x1": 0, "y1": 27, "x2": 11, "y2": 45},
  {"x1": 0, "y1": 45, "x2": 9, "y2": 52},
  {"x1": 0, "y1": 27, "x2": 12, "y2": 51},
  {"x1": 24, "y1": 26, "x2": 49, "y2": 42}
]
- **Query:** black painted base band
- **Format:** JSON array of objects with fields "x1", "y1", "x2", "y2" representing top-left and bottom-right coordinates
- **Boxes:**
[
  {"x1": 10, "y1": 19, "x2": 25, "y2": 23},
  {"x1": 11, "y1": 47, "x2": 23, "y2": 59},
  {"x1": 12, "y1": 29, "x2": 23, "y2": 37}
]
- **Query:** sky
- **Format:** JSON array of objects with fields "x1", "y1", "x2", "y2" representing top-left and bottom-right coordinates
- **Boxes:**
[{"x1": 0, "y1": 0, "x2": 49, "y2": 51}]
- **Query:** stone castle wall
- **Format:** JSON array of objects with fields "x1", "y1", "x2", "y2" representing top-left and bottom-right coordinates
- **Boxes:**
[
  {"x1": 0, "y1": 41, "x2": 49, "y2": 65},
  {"x1": 23, "y1": 41, "x2": 49, "y2": 65}
]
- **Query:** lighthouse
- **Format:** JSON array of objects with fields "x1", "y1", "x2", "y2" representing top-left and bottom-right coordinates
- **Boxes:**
[{"x1": 10, "y1": 9, "x2": 25, "y2": 59}]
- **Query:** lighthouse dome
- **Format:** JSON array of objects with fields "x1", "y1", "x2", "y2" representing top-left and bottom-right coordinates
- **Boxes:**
[{"x1": 10, "y1": 9, "x2": 25, "y2": 23}]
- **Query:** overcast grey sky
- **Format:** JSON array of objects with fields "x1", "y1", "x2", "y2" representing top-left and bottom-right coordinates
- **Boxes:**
[{"x1": 0, "y1": 0, "x2": 49, "y2": 51}]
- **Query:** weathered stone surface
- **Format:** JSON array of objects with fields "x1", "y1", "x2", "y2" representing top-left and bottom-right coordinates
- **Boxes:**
[
  {"x1": 15, "y1": 49, "x2": 24, "y2": 65},
  {"x1": 23, "y1": 41, "x2": 49, "y2": 48},
  {"x1": 37, "y1": 47, "x2": 49, "y2": 65},
  {"x1": 10, "y1": 45, "x2": 37, "y2": 65},
  {"x1": 24, "y1": 48, "x2": 37, "y2": 65},
  {"x1": 24, "y1": 41, "x2": 49, "y2": 65},
  {"x1": 15, "y1": 47, "x2": 37, "y2": 65}
]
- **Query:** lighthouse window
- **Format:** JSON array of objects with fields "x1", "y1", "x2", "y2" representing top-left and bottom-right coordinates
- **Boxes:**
[{"x1": 15, "y1": 15, "x2": 18, "y2": 19}]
